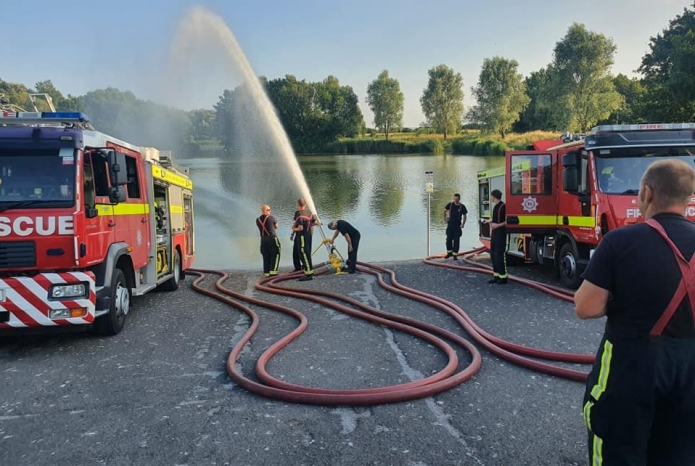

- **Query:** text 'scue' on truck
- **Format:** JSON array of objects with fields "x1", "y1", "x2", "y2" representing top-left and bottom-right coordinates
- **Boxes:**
[
  {"x1": 0, "y1": 111, "x2": 196, "y2": 336},
  {"x1": 477, "y1": 123, "x2": 695, "y2": 290}
]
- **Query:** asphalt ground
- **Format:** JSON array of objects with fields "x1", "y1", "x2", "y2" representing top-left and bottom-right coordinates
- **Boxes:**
[{"x1": 0, "y1": 256, "x2": 606, "y2": 466}]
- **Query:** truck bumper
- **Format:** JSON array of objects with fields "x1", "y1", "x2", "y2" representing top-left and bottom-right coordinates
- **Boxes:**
[{"x1": 0, "y1": 272, "x2": 96, "y2": 329}]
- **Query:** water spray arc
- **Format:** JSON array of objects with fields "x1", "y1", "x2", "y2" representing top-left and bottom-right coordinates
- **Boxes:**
[{"x1": 170, "y1": 6, "x2": 335, "y2": 260}]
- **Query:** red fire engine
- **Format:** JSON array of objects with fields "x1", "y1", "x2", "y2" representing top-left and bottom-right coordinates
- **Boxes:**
[
  {"x1": 478, "y1": 123, "x2": 695, "y2": 289},
  {"x1": 0, "y1": 111, "x2": 195, "y2": 335}
]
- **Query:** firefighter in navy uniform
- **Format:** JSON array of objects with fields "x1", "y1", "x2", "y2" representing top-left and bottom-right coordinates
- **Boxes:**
[
  {"x1": 256, "y1": 204, "x2": 280, "y2": 277},
  {"x1": 484, "y1": 189, "x2": 508, "y2": 284},
  {"x1": 575, "y1": 159, "x2": 695, "y2": 466},
  {"x1": 443, "y1": 193, "x2": 468, "y2": 260},
  {"x1": 327, "y1": 220, "x2": 361, "y2": 274},
  {"x1": 291, "y1": 198, "x2": 318, "y2": 281}
]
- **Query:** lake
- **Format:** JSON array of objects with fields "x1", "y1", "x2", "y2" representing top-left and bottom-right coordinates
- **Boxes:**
[{"x1": 178, "y1": 154, "x2": 504, "y2": 270}]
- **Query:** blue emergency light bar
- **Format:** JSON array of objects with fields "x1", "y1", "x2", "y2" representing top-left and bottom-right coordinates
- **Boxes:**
[
  {"x1": 0, "y1": 111, "x2": 93, "y2": 129},
  {"x1": 0, "y1": 111, "x2": 90, "y2": 122}
]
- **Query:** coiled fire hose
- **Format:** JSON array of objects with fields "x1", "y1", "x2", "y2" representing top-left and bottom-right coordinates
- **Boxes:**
[{"x1": 187, "y1": 247, "x2": 594, "y2": 406}]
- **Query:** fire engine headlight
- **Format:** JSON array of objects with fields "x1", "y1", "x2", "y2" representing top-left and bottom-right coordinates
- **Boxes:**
[{"x1": 49, "y1": 283, "x2": 87, "y2": 299}]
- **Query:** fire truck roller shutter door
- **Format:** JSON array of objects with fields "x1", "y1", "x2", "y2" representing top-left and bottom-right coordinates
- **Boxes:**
[{"x1": 168, "y1": 185, "x2": 184, "y2": 233}]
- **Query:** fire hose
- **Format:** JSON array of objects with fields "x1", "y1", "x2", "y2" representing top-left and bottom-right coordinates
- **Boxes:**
[{"x1": 187, "y1": 247, "x2": 595, "y2": 406}]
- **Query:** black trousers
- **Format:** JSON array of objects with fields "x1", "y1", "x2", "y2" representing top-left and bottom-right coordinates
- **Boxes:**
[
  {"x1": 292, "y1": 237, "x2": 302, "y2": 271},
  {"x1": 297, "y1": 233, "x2": 313, "y2": 275},
  {"x1": 347, "y1": 235, "x2": 360, "y2": 273},
  {"x1": 446, "y1": 225, "x2": 462, "y2": 255},
  {"x1": 490, "y1": 230, "x2": 508, "y2": 279},
  {"x1": 260, "y1": 236, "x2": 280, "y2": 275},
  {"x1": 583, "y1": 335, "x2": 695, "y2": 465}
]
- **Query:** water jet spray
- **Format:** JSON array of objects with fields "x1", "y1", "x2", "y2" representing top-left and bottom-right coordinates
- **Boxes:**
[{"x1": 170, "y1": 5, "x2": 336, "y2": 260}]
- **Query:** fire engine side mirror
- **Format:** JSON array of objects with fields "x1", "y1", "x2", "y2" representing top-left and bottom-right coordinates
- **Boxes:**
[
  {"x1": 563, "y1": 167, "x2": 579, "y2": 193},
  {"x1": 107, "y1": 152, "x2": 128, "y2": 187},
  {"x1": 562, "y1": 151, "x2": 579, "y2": 167},
  {"x1": 109, "y1": 186, "x2": 127, "y2": 204}
]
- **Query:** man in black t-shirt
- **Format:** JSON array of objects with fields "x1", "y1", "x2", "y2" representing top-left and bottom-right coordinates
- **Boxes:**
[
  {"x1": 256, "y1": 204, "x2": 280, "y2": 277},
  {"x1": 483, "y1": 189, "x2": 507, "y2": 284},
  {"x1": 443, "y1": 193, "x2": 468, "y2": 259},
  {"x1": 328, "y1": 220, "x2": 361, "y2": 274},
  {"x1": 575, "y1": 159, "x2": 695, "y2": 465}
]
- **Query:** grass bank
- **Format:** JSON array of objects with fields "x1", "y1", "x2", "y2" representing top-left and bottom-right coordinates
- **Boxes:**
[{"x1": 325, "y1": 130, "x2": 561, "y2": 156}]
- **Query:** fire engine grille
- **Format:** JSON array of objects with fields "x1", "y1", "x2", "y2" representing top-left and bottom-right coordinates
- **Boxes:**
[{"x1": 0, "y1": 241, "x2": 37, "y2": 268}]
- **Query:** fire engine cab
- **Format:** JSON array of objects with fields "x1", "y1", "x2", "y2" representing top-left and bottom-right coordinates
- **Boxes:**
[
  {"x1": 478, "y1": 122, "x2": 695, "y2": 289},
  {"x1": 0, "y1": 111, "x2": 195, "y2": 335}
]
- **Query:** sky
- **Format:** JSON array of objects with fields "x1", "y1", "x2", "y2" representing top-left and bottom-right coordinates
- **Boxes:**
[{"x1": 1, "y1": 0, "x2": 692, "y2": 128}]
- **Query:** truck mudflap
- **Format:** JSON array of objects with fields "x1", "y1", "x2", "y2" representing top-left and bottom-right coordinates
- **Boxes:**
[{"x1": 0, "y1": 272, "x2": 97, "y2": 329}]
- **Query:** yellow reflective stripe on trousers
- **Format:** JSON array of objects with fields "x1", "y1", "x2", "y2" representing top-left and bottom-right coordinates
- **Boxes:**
[
  {"x1": 498, "y1": 234, "x2": 509, "y2": 279},
  {"x1": 271, "y1": 238, "x2": 281, "y2": 274},
  {"x1": 585, "y1": 339, "x2": 613, "y2": 466},
  {"x1": 592, "y1": 435, "x2": 604, "y2": 466},
  {"x1": 590, "y1": 339, "x2": 613, "y2": 400}
]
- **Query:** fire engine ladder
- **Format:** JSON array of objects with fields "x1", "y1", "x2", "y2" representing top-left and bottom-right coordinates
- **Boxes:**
[
  {"x1": 29, "y1": 93, "x2": 57, "y2": 112},
  {"x1": 0, "y1": 93, "x2": 56, "y2": 113}
]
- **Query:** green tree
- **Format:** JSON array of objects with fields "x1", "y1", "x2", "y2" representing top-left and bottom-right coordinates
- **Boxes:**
[
  {"x1": 638, "y1": 3, "x2": 695, "y2": 121},
  {"x1": 601, "y1": 74, "x2": 647, "y2": 124},
  {"x1": 366, "y1": 70, "x2": 404, "y2": 140},
  {"x1": 514, "y1": 67, "x2": 556, "y2": 132},
  {"x1": 188, "y1": 108, "x2": 217, "y2": 141},
  {"x1": 0, "y1": 78, "x2": 32, "y2": 111},
  {"x1": 420, "y1": 65, "x2": 464, "y2": 139},
  {"x1": 544, "y1": 23, "x2": 623, "y2": 132},
  {"x1": 315, "y1": 75, "x2": 364, "y2": 142},
  {"x1": 467, "y1": 57, "x2": 530, "y2": 138}
]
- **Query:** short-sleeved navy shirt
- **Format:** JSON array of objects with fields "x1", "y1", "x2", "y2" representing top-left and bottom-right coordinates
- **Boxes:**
[
  {"x1": 256, "y1": 214, "x2": 277, "y2": 237},
  {"x1": 582, "y1": 213, "x2": 695, "y2": 339},
  {"x1": 334, "y1": 220, "x2": 360, "y2": 240},
  {"x1": 491, "y1": 201, "x2": 506, "y2": 237},
  {"x1": 445, "y1": 202, "x2": 468, "y2": 227},
  {"x1": 293, "y1": 208, "x2": 313, "y2": 236}
]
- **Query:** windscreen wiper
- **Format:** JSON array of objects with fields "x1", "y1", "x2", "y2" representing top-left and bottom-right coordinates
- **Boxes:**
[
  {"x1": 619, "y1": 189, "x2": 640, "y2": 195},
  {"x1": 0, "y1": 200, "x2": 44, "y2": 213}
]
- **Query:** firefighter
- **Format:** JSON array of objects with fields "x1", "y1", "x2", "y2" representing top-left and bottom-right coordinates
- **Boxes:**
[
  {"x1": 255, "y1": 204, "x2": 280, "y2": 277},
  {"x1": 575, "y1": 159, "x2": 695, "y2": 465},
  {"x1": 327, "y1": 220, "x2": 361, "y2": 274},
  {"x1": 291, "y1": 198, "x2": 318, "y2": 281},
  {"x1": 484, "y1": 189, "x2": 507, "y2": 284},
  {"x1": 443, "y1": 193, "x2": 468, "y2": 260}
]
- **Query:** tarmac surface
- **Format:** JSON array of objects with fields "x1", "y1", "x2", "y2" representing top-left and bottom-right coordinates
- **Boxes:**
[{"x1": 0, "y1": 257, "x2": 606, "y2": 466}]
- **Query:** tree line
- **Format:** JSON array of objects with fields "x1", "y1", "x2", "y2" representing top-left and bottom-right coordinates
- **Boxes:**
[{"x1": 2, "y1": 3, "x2": 694, "y2": 154}]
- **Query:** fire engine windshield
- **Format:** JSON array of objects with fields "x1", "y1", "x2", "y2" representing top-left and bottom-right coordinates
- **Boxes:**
[
  {"x1": 594, "y1": 146, "x2": 695, "y2": 194},
  {"x1": 0, "y1": 147, "x2": 75, "y2": 208}
]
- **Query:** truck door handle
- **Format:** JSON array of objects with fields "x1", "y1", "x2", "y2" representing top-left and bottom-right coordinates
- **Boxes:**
[
  {"x1": 108, "y1": 221, "x2": 116, "y2": 227},
  {"x1": 141, "y1": 218, "x2": 147, "y2": 223}
]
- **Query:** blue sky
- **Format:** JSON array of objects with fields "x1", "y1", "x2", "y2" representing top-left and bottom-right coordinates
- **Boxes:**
[{"x1": 1, "y1": 0, "x2": 692, "y2": 127}]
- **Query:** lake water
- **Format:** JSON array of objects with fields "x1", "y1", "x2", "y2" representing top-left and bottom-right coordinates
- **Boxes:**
[{"x1": 178, "y1": 154, "x2": 504, "y2": 270}]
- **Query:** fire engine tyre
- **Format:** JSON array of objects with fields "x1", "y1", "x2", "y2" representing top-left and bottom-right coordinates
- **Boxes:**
[
  {"x1": 94, "y1": 268, "x2": 131, "y2": 336},
  {"x1": 160, "y1": 250, "x2": 181, "y2": 292},
  {"x1": 558, "y1": 242, "x2": 582, "y2": 290}
]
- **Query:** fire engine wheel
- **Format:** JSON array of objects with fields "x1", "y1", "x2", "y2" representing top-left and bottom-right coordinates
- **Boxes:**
[
  {"x1": 160, "y1": 250, "x2": 181, "y2": 292},
  {"x1": 558, "y1": 243, "x2": 582, "y2": 290},
  {"x1": 94, "y1": 268, "x2": 131, "y2": 336}
]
